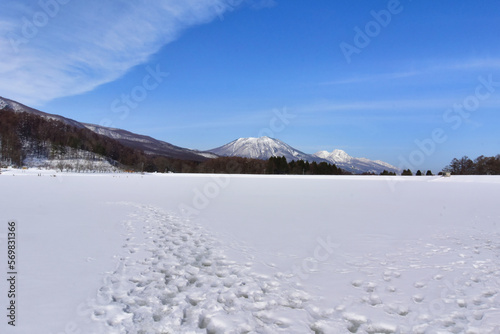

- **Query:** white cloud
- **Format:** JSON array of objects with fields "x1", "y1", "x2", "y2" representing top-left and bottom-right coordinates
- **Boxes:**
[{"x1": 0, "y1": 0, "x2": 237, "y2": 106}]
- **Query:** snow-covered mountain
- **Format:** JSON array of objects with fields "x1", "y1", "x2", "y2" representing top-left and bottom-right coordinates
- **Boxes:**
[
  {"x1": 209, "y1": 136, "x2": 400, "y2": 174},
  {"x1": 314, "y1": 149, "x2": 352, "y2": 163},
  {"x1": 314, "y1": 149, "x2": 400, "y2": 174},
  {"x1": 208, "y1": 136, "x2": 314, "y2": 162}
]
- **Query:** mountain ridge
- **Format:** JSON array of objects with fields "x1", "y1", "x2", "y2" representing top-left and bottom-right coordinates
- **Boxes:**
[
  {"x1": 0, "y1": 96, "x2": 211, "y2": 162},
  {"x1": 1, "y1": 96, "x2": 400, "y2": 174}
]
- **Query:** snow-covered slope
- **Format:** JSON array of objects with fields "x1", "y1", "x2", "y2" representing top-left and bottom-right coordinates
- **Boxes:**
[
  {"x1": 84, "y1": 124, "x2": 216, "y2": 161},
  {"x1": 314, "y1": 149, "x2": 401, "y2": 174},
  {"x1": 208, "y1": 136, "x2": 314, "y2": 162}
]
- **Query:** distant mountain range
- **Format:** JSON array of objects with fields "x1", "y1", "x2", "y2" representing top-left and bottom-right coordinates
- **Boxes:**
[
  {"x1": 0, "y1": 96, "x2": 400, "y2": 174},
  {"x1": 313, "y1": 149, "x2": 400, "y2": 174},
  {"x1": 209, "y1": 136, "x2": 400, "y2": 174}
]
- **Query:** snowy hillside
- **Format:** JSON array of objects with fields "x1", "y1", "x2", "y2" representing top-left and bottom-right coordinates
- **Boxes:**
[
  {"x1": 208, "y1": 136, "x2": 313, "y2": 162},
  {"x1": 1, "y1": 171, "x2": 500, "y2": 333},
  {"x1": 0, "y1": 96, "x2": 85, "y2": 129},
  {"x1": 23, "y1": 148, "x2": 119, "y2": 172},
  {"x1": 0, "y1": 96, "x2": 214, "y2": 165},
  {"x1": 84, "y1": 124, "x2": 216, "y2": 161}
]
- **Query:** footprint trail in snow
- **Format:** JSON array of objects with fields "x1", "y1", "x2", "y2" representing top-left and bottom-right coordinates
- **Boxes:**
[{"x1": 87, "y1": 205, "x2": 339, "y2": 333}]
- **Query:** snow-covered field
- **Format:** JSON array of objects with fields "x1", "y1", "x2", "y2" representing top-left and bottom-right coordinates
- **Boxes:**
[{"x1": 1, "y1": 169, "x2": 500, "y2": 333}]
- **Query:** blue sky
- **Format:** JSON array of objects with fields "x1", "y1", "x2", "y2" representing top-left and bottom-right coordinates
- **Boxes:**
[{"x1": 1, "y1": 0, "x2": 500, "y2": 172}]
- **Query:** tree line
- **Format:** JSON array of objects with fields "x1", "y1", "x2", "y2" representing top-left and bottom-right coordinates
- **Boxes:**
[
  {"x1": 143, "y1": 156, "x2": 346, "y2": 175},
  {"x1": 443, "y1": 155, "x2": 500, "y2": 175},
  {"x1": 265, "y1": 156, "x2": 345, "y2": 175}
]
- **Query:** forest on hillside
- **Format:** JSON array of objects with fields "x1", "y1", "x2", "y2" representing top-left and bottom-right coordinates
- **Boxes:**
[{"x1": 0, "y1": 108, "x2": 142, "y2": 168}]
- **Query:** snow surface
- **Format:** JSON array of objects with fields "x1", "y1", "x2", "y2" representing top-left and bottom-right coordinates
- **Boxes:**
[{"x1": 1, "y1": 170, "x2": 500, "y2": 333}]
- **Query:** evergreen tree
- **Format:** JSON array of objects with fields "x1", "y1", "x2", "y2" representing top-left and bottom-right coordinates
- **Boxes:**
[{"x1": 402, "y1": 169, "x2": 413, "y2": 176}]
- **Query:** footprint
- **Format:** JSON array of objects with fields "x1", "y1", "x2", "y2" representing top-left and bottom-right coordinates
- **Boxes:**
[
  {"x1": 412, "y1": 294, "x2": 425, "y2": 303},
  {"x1": 414, "y1": 282, "x2": 426, "y2": 289},
  {"x1": 365, "y1": 282, "x2": 377, "y2": 293},
  {"x1": 342, "y1": 313, "x2": 367, "y2": 333},
  {"x1": 351, "y1": 280, "x2": 363, "y2": 288},
  {"x1": 365, "y1": 323, "x2": 397, "y2": 333},
  {"x1": 386, "y1": 286, "x2": 397, "y2": 293},
  {"x1": 433, "y1": 274, "x2": 444, "y2": 280}
]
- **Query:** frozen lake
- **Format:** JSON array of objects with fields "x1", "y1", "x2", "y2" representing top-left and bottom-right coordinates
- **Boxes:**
[{"x1": 1, "y1": 169, "x2": 500, "y2": 333}]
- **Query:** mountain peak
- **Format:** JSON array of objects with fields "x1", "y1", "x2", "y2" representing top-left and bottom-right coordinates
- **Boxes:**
[
  {"x1": 314, "y1": 149, "x2": 352, "y2": 163},
  {"x1": 236, "y1": 136, "x2": 275, "y2": 143},
  {"x1": 209, "y1": 136, "x2": 310, "y2": 162}
]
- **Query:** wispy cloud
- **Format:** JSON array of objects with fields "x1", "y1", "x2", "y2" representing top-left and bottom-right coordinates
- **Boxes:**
[
  {"x1": 322, "y1": 58, "x2": 500, "y2": 86},
  {"x1": 440, "y1": 58, "x2": 500, "y2": 71},
  {"x1": 0, "y1": 0, "x2": 239, "y2": 106},
  {"x1": 302, "y1": 99, "x2": 452, "y2": 112},
  {"x1": 320, "y1": 71, "x2": 422, "y2": 86},
  {"x1": 300, "y1": 95, "x2": 500, "y2": 115}
]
